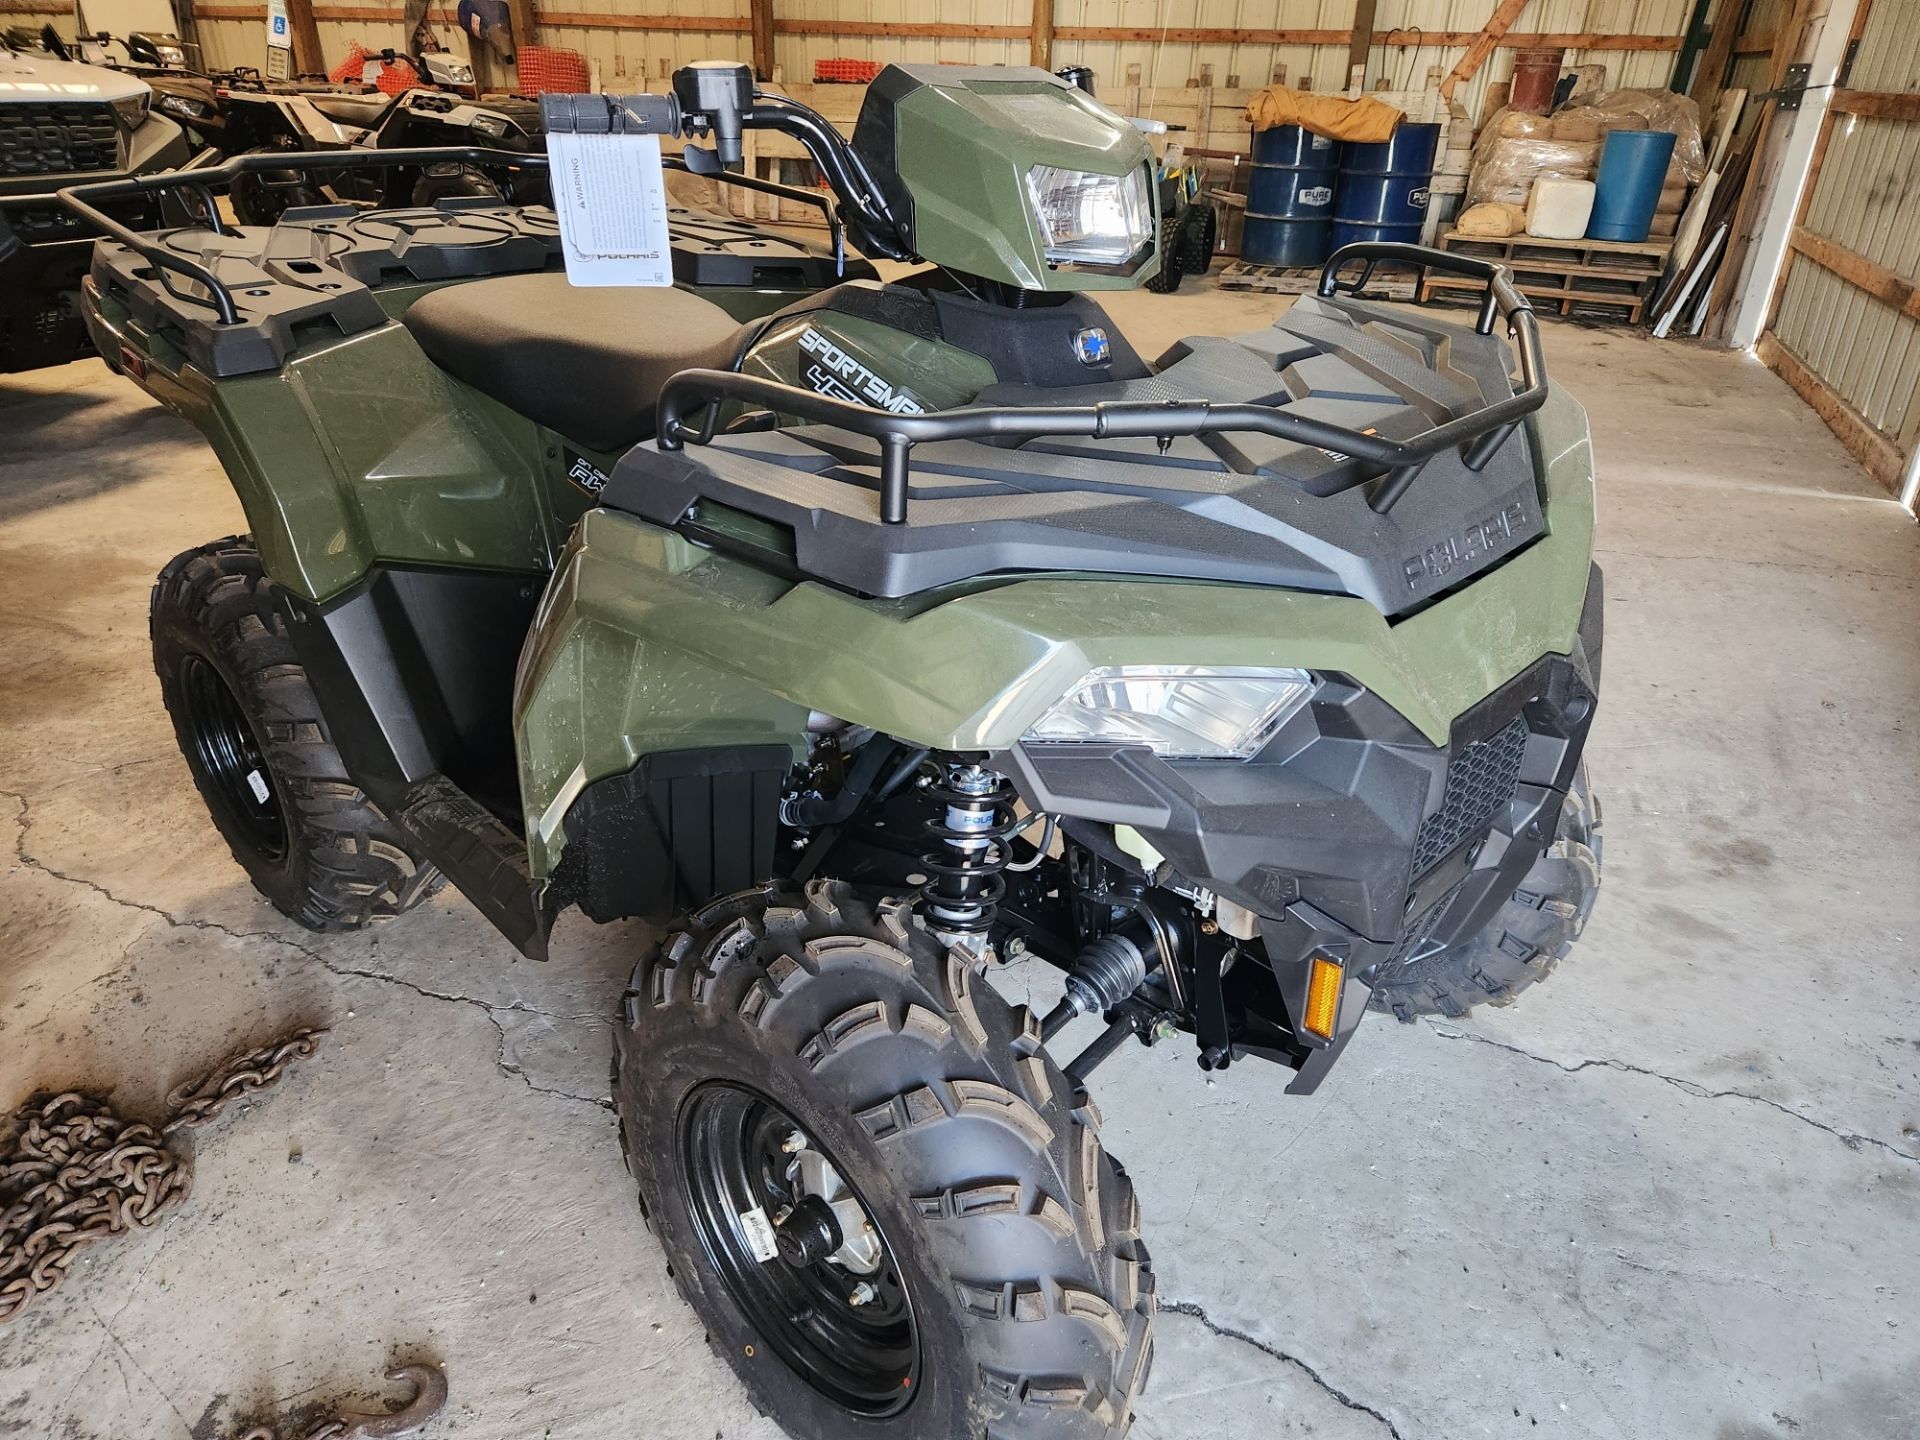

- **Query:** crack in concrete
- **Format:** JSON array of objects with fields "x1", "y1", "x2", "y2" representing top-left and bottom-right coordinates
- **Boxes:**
[
  {"x1": 1425, "y1": 1022, "x2": 1919, "y2": 1166},
  {"x1": 4, "y1": 790, "x2": 612, "y2": 1115},
  {"x1": 1158, "y1": 1300, "x2": 1406, "y2": 1437}
]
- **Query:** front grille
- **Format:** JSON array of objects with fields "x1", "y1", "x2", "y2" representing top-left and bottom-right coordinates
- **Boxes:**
[
  {"x1": 1412, "y1": 714, "x2": 1529, "y2": 878},
  {"x1": 0, "y1": 103, "x2": 121, "y2": 179}
]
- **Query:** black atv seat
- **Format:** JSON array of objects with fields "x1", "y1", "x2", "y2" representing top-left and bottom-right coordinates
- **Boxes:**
[
  {"x1": 308, "y1": 91, "x2": 397, "y2": 128},
  {"x1": 402, "y1": 272, "x2": 749, "y2": 452}
]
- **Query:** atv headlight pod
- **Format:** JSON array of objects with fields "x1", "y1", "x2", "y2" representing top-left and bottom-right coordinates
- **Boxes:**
[
  {"x1": 112, "y1": 92, "x2": 150, "y2": 129},
  {"x1": 159, "y1": 93, "x2": 208, "y2": 119},
  {"x1": 1025, "y1": 164, "x2": 1152, "y2": 267},
  {"x1": 1023, "y1": 666, "x2": 1314, "y2": 760}
]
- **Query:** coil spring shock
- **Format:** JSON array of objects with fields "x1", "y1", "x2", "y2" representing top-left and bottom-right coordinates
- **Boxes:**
[{"x1": 919, "y1": 762, "x2": 1020, "y2": 950}]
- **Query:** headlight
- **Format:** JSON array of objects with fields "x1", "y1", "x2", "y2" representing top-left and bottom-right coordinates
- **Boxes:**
[
  {"x1": 112, "y1": 93, "x2": 150, "y2": 128},
  {"x1": 155, "y1": 44, "x2": 186, "y2": 66},
  {"x1": 471, "y1": 112, "x2": 508, "y2": 138},
  {"x1": 1023, "y1": 666, "x2": 1315, "y2": 760},
  {"x1": 159, "y1": 94, "x2": 207, "y2": 118},
  {"x1": 1025, "y1": 164, "x2": 1152, "y2": 266}
]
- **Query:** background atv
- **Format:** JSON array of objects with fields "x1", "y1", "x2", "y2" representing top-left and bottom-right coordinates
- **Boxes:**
[
  {"x1": 0, "y1": 25, "x2": 190, "y2": 372},
  {"x1": 218, "y1": 49, "x2": 546, "y2": 223},
  {"x1": 67, "y1": 59, "x2": 1601, "y2": 1440}
]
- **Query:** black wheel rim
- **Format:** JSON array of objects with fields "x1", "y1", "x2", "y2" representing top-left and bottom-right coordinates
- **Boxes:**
[
  {"x1": 679, "y1": 1083, "x2": 920, "y2": 1416},
  {"x1": 179, "y1": 653, "x2": 287, "y2": 862}
]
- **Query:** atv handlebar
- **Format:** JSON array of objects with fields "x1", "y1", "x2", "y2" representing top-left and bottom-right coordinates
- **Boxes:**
[{"x1": 656, "y1": 242, "x2": 1549, "y2": 521}]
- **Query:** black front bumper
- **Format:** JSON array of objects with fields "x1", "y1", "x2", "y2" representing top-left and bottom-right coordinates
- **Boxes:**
[
  {"x1": 1005, "y1": 564, "x2": 1603, "y2": 1092},
  {"x1": 0, "y1": 114, "x2": 190, "y2": 374}
]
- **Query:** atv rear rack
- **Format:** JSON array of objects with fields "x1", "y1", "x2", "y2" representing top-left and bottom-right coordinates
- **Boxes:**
[
  {"x1": 55, "y1": 144, "x2": 841, "y2": 324},
  {"x1": 656, "y1": 242, "x2": 1547, "y2": 518}
]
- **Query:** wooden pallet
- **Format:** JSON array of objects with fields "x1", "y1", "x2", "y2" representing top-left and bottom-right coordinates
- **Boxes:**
[
  {"x1": 1219, "y1": 261, "x2": 1418, "y2": 301},
  {"x1": 1419, "y1": 229, "x2": 1673, "y2": 326}
]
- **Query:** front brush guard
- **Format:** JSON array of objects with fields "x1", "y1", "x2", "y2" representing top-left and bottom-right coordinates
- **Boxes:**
[{"x1": 653, "y1": 242, "x2": 1547, "y2": 521}]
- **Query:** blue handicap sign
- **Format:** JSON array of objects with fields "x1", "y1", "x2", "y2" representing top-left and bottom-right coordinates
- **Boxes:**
[{"x1": 272, "y1": 15, "x2": 286, "y2": 32}]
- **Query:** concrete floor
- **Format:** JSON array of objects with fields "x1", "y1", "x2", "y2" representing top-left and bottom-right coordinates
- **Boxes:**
[{"x1": 2, "y1": 279, "x2": 1917, "y2": 1440}]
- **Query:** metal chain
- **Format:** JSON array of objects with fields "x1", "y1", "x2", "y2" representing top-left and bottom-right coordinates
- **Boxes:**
[
  {"x1": 163, "y1": 1027, "x2": 328, "y2": 1135},
  {"x1": 0, "y1": 1026, "x2": 326, "y2": 1325},
  {"x1": 231, "y1": 1362, "x2": 448, "y2": 1440}
]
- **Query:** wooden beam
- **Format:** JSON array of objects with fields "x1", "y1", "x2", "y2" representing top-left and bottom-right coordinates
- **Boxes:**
[
  {"x1": 1688, "y1": 0, "x2": 1742, "y2": 110},
  {"x1": 1031, "y1": 0, "x2": 1053, "y2": 70},
  {"x1": 1438, "y1": 0, "x2": 1532, "y2": 101},
  {"x1": 504, "y1": 0, "x2": 534, "y2": 51},
  {"x1": 525, "y1": 8, "x2": 749, "y2": 30},
  {"x1": 1757, "y1": 333, "x2": 1909, "y2": 496},
  {"x1": 748, "y1": 0, "x2": 773, "y2": 81},
  {"x1": 777, "y1": 17, "x2": 1025, "y2": 38},
  {"x1": 284, "y1": 0, "x2": 323, "y2": 76},
  {"x1": 1347, "y1": 0, "x2": 1378, "y2": 87},
  {"x1": 182, "y1": 5, "x2": 1683, "y2": 53},
  {"x1": 1830, "y1": 88, "x2": 1920, "y2": 121},
  {"x1": 1789, "y1": 226, "x2": 1920, "y2": 322},
  {"x1": 1379, "y1": 28, "x2": 1680, "y2": 49},
  {"x1": 1050, "y1": 25, "x2": 1350, "y2": 43}
]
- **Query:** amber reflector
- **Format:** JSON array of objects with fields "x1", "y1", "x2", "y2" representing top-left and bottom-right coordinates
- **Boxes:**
[{"x1": 1303, "y1": 955, "x2": 1343, "y2": 1040}]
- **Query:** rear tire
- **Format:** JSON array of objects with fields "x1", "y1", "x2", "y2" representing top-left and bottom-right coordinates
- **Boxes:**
[
  {"x1": 613, "y1": 881, "x2": 1155, "y2": 1439},
  {"x1": 150, "y1": 538, "x2": 441, "y2": 931},
  {"x1": 410, "y1": 161, "x2": 505, "y2": 207},
  {"x1": 1370, "y1": 765, "x2": 1602, "y2": 1021},
  {"x1": 230, "y1": 141, "x2": 327, "y2": 226},
  {"x1": 1144, "y1": 215, "x2": 1184, "y2": 293},
  {"x1": 1176, "y1": 204, "x2": 1217, "y2": 277}
]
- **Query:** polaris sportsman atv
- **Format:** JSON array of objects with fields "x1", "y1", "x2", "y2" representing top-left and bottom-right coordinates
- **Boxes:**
[{"x1": 65, "y1": 60, "x2": 1602, "y2": 1440}]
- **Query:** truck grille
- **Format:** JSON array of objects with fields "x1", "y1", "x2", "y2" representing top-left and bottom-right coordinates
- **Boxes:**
[
  {"x1": 0, "y1": 103, "x2": 121, "y2": 179},
  {"x1": 1412, "y1": 714, "x2": 1529, "y2": 878}
]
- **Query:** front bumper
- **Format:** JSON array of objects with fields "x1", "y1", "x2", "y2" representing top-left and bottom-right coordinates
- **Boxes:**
[
  {"x1": 1005, "y1": 563, "x2": 1603, "y2": 1092},
  {"x1": 0, "y1": 113, "x2": 189, "y2": 374}
]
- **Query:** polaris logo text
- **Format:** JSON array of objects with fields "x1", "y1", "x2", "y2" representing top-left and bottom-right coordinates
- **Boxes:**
[
  {"x1": 798, "y1": 327, "x2": 925, "y2": 414},
  {"x1": 1402, "y1": 501, "x2": 1530, "y2": 589}
]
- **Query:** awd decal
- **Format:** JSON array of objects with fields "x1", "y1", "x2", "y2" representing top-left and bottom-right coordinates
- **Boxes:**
[
  {"x1": 1402, "y1": 500, "x2": 1532, "y2": 588},
  {"x1": 564, "y1": 450, "x2": 610, "y2": 496},
  {"x1": 797, "y1": 327, "x2": 925, "y2": 414}
]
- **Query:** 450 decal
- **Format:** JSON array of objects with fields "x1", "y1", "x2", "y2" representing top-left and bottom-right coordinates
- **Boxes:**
[{"x1": 797, "y1": 327, "x2": 926, "y2": 414}]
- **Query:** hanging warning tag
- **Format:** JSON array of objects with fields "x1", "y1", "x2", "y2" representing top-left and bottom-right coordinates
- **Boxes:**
[{"x1": 547, "y1": 126, "x2": 673, "y2": 287}]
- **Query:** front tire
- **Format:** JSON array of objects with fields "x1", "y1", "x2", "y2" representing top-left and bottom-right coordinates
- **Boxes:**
[
  {"x1": 1370, "y1": 765, "x2": 1602, "y2": 1020},
  {"x1": 614, "y1": 881, "x2": 1154, "y2": 1440},
  {"x1": 150, "y1": 538, "x2": 441, "y2": 931},
  {"x1": 410, "y1": 162, "x2": 504, "y2": 207}
]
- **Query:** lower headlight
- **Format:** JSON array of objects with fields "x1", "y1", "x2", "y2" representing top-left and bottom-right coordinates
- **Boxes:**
[
  {"x1": 1023, "y1": 666, "x2": 1314, "y2": 760},
  {"x1": 159, "y1": 94, "x2": 208, "y2": 118},
  {"x1": 1025, "y1": 164, "x2": 1152, "y2": 267}
]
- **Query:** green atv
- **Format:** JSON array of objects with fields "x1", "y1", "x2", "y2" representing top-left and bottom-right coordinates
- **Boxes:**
[{"x1": 67, "y1": 61, "x2": 1601, "y2": 1440}]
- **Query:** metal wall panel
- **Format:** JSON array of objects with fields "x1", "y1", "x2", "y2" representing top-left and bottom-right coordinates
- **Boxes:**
[
  {"x1": 178, "y1": 0, "x2": 1685, "y2": 112},
  {"x1": 1847, "y1": 0, "x2": 1920, "y2": 92},
  {"x1": 1774, "y1": 256, "x2": 1920, "y2": 445}
]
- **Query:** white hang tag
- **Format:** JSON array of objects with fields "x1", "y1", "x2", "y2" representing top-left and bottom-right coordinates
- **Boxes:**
[{"x1": 548, "y1": 127, "x2": 673, "y2": 287}]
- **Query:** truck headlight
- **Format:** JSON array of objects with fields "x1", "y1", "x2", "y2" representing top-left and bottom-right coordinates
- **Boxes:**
[
  {"x1": 1023, "y1": 666, "x2": 1314, "y2": 760},
  {"x1": 112, "y1": 93, "x2": 151, "y2": 128},
  {"x1": 1025, "y1": 164, "x2": 1152, "y2": 266}
]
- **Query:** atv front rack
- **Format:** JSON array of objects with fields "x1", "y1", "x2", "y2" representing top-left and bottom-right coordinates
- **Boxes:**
[
  {"x1": 55, "y1": 144, "x2": 842, "y2": 325},
  {"x1": 657, "y1": 242, "x2": 1547, "y2": 518}
]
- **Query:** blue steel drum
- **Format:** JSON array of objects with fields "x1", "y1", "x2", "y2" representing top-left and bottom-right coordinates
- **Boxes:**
[
  {"x1": 1330, "y1": 121, "x2": 1441, "y2": 252},
  {"x1": 1242, "y1": 124, "x2": 1341, "y2": 267}
]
